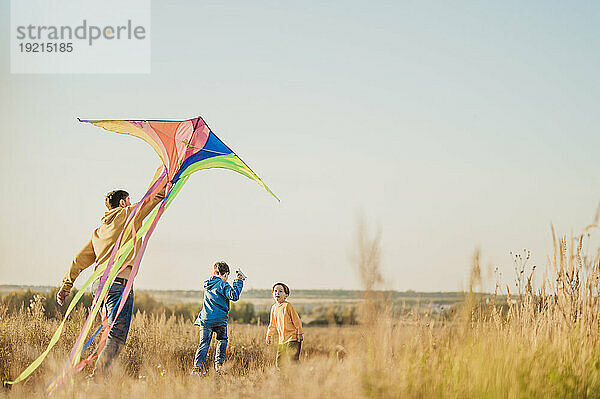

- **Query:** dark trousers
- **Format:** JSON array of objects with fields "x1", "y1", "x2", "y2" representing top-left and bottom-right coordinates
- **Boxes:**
[
  {"x1": 92, "y1": 281, "x2": 134, "y2": 376},
  {"x1": 276, "y1": 341, "x2": 301, "y2": 368},
  {"x1": 194, "y1": 324, "x2": 228, "y2": 369}
]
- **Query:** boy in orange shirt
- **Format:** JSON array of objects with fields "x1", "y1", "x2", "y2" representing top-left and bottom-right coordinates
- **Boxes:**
[{"x1": 266, "y1": 282, "x2": 304, "y2": 367}]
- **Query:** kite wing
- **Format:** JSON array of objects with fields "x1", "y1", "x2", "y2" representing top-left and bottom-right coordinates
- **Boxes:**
[{"x1": 82, "y1": 116, "x2": 279, "y2": 200}]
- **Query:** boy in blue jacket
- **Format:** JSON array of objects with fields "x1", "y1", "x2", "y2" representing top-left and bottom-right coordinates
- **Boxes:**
[{"x1": 192, "y1": 261, "x2": 245, "y2": 373}]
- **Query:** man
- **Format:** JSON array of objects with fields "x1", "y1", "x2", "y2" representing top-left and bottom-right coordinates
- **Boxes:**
[{"x1": 56, "y1": 184, "x2": 165, "y2": 375}]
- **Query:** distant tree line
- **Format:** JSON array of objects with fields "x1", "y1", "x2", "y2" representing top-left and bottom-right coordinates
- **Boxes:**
[
  {"x1": 0, "y1": 289, "x2": 363, "y2": 326},
  {"x1": 1, "y1": 288, "x2": 475, "y2": 326}
]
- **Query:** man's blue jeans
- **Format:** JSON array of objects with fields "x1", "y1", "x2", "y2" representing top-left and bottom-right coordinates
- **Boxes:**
[
  {"x1": 193, "y1": 324, "x2": 228, "y2": 369},
  {"x1": 93, "y1": 281, "x2": 134, "y2": 376}
]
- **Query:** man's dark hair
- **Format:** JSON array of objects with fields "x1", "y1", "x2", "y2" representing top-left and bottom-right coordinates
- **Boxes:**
[
  {"x1": 213, "y1": 261, "x2": 230, "y2": 276},
  {"x1": 272, "y1": 282, "x2": 290, "y2": 295},
  {"x1": 105, "y1": 190, "x2": 129, "y2": 209}
]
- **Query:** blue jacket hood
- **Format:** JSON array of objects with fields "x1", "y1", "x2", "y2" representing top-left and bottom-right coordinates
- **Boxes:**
[{"x1": 204, "y1": 276, "x2": 221, "y2": 290}]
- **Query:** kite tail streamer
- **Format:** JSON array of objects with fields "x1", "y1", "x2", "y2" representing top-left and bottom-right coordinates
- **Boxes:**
[
  {"x1": 92, "y1": 163, "x2": 165, "y2": 307},
  {"x1": 46, "y1": 172, "x2": 167, "y2": 393},
  {"x1": 46, "y1": 308, "x2": 113, "y2": 394},
  {"x1": 2, "y1": 266, "x2": 106, "y2": 386},
  {"x1": 47, "y1": 176, "x2": 189, "y2": 394},
  {"x1": 67, "y1": 170, "x2": 167, "y2": 365},
  {"x1": 3, "y1": 170, "x2": 167, "y2": 388},
  {"x1": 103, "y1": 181, "x2": 173, "y2": 332},
  {"x1": 92, "y1": 168, "x2": 166, "y2": 308}
]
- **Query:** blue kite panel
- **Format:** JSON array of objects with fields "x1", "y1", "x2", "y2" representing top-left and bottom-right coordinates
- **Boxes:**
[
  {"x1": 203, "y1": 131, "x2": 233, "y2": 155},
  {"x1": 171, "y1": 132, "x2": 232, "y2": 183}
]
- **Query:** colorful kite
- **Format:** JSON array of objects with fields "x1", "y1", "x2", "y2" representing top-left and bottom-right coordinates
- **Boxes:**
[{"x1": 4, "y1": 116, "x2": 278, "y2": 391}]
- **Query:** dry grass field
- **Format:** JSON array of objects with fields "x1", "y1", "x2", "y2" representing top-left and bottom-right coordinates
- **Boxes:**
[{"x1": 2, "y1": 223, "x2": 600, "y2": 398}]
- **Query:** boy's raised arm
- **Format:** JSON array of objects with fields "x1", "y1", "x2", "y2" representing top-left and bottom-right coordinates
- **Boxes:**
[{"x1": 222, "y1": 278, "x2": 244, "y2": 301}]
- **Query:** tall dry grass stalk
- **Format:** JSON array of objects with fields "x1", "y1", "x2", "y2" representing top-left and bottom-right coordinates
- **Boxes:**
[{"x1": 352, "y1": 218, "x2": 396, "y2": 396}]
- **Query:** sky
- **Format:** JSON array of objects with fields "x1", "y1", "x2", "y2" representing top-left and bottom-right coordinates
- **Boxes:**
[{"x1": 0, "y1": 1, "x2": 599, "y2": 292}]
